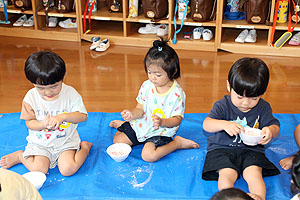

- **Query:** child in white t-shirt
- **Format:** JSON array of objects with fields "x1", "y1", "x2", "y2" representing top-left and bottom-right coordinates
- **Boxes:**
[
  {"x1": 109, "y1": 39, "x2": 199, "y2": 162},
  {"x1": 0, "y1": 51, "x2": 92, "y2": 176}
]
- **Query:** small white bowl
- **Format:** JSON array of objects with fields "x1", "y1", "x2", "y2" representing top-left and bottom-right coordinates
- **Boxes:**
[
  {"x1": 239, "y1": 127, "x2": 263, "y2": 146},
  {"x1": 106, "y1": 143, "x2": 132, "y2": 162},
  {"x1": 22, "y1": 171, "x2": 46, "y2": 190}
]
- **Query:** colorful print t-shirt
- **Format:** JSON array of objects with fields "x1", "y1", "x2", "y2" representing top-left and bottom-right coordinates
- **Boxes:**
[
  {"x1": 20, "y1": 83, "x2": 87, "y2": 148},
  {"x1": 130, "y1": 80, "x2": 186, "y2": 142}
]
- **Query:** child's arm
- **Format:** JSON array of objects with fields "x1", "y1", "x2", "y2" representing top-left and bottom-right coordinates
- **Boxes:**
[
  {"x1": 121, "y1": 103, "x2": 144, "y2": 121},
  {"x1": 152, "y1": 115, "x2": 182, "y2": 129},
  {"x1": 47, "y1": 112, "x2": 87, "y2": 130},
  {"x1": 203, "y1": 117, "x2": 244, "y2": 136},
  {"x1": 25, "y1": 114, "x2": 51, "y2": 131},
  {"x1": 259, "y1": 124, "x2": 280, "y2": 145}
]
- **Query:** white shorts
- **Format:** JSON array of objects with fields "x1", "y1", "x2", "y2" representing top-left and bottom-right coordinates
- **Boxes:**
[{"x1": 23, "y1": 136, "x2": 80, "y2": 169}]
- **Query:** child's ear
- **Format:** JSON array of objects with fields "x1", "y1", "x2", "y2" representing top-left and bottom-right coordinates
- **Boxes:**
[{"x1": 226, "y1": 80, "x2": 231, "y2": 92}]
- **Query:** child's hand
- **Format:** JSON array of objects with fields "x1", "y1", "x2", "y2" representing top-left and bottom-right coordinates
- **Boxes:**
[
  {"x1": 152, "y1": 115, "x2": 162, "y2": 130},
  {"x1": 47, "y1": 115, "x2": 64, "y2": 130},
  {"x1": 42, "y1": 114, "x2": 51, "y2": 129},
  {"x1": 121, "y1": 110, "x2": 133, "y2": 121},
  {"x1": 258, "y1": 127, "x2": 273, "y2": 145},
  {"x1": 224, "y1": 121, "x2": 244, "y2": 136}
]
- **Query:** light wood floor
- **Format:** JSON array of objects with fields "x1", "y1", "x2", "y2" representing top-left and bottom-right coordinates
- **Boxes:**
[{"x1": 0, "y1": 36, "x2": 300, "y2": 114}]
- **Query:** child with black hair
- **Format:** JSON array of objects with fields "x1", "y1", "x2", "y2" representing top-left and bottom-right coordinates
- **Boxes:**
[
  {"x1": 210, "y1": 188, "x2": 254, "y2": 200},
  {"x1": 202, "y1": 57, "x2": 280, "y2": 200},
  {"x1": 280, "y1": 124, "x2": 300, "y2": 170},
  {"x1": 109, "y1": 39, "x2": 199, "y2": 162},
  {"x1": 291, "y1": 151, "x2": 300, "y2": 200},
  {"x1": 0, "y1": 51, "x2": 92, "y2": 176}
]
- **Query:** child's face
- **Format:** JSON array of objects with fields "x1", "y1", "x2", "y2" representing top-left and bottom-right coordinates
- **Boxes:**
[
  {"x1": 227, "y1": 82, "x2": 261, "y2": 113},
  {"x1": 33, "y1": 81, "x2": 63, "y2": 101},
  {"x1": 147, "y1": 64, "x2": 171, "y2": 88}
]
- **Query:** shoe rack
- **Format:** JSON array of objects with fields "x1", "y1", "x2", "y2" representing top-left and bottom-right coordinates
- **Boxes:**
[
  {"x1": 78, "y1": 0, "x2": 220, "y2": 51},
  {"x1": 1, "y1": 0, "x2": 300, "y2": 57},
  {"x1": 0, "y1": 0, "x2": 81, "y2": 41},
  {"x1": 218, "y1": 0, "x2": 300, "y2": 57}
]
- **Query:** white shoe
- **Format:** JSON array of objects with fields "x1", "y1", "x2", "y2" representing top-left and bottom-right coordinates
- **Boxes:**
[
  {"x1": 156, "y1": 24, "x2": 168, "y2": 36},
  {"x1": 90, "y1": 36, "x2": 101, "y2": 50},
  {"x1": 193, "y1": 27, "x2": 204, "y2": 40},
  {"x1": 202, "y1": 29, "x2": 213, "y2": 41},
  {"x1": 13, "y1": 15, "x2": 27, "y2": 27},
  {"x1": 23, "y1": 16, "x2": 34, "y2": 27},
  {"x1": 245, "y1": 29, "x2": 257, "y2": 43},
  {"x1": 48, "y1": 17, "x2": 58, "y2": 27},
  {"x1": 95, "y1": 39, "x2": 110, "y2": 52},
  {"x1": 288, "y1": 32, "x2": 300, "y2": 46},
  {"x1": 235, "y1": 29, "x2": 248, "y2": 43},
  {"x1": 138, "y1": 24, "x2": 158, "y2": 34},
  {"x1": 58, "y1": 18, "x2": 77, "y2": 29}
]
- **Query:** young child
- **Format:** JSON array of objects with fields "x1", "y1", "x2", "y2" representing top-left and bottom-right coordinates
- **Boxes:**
[
  {"x1": 202, "y1": 57, "x2": 280, "y2": 200},
  {"x1": 0, "y1": 51, "x2": 92, "y2": 176},
  {"x1": 280, "y1": 124, "x2": 300, "y2": 170},
  {"x1": 291, "y1": 151, "x2": 300, "y2": 200},
  {"x1": 109, "y1": 39, "x2": 199, "y2": 162},
  {"x1": 210, "y1": 188, "x2": 254, "y2": 200}
]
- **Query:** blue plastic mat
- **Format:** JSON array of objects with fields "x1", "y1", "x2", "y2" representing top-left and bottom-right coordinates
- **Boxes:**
[{"x1": 0, "y1": 112, "x2": 299, "y2": 199}]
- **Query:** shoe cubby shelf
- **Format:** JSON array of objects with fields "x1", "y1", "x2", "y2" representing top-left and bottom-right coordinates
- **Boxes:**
[{"x1": 1, "y1": 0, "x2": 299, "y2": 57}]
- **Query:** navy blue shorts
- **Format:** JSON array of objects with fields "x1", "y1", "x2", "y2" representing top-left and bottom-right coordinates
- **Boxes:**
[
  {"x1": 202, "y1": 148, "x2": 280, "y2": 181},
  {"x1": 117, "y1": 122, "x2": 172, "y2": 147}
]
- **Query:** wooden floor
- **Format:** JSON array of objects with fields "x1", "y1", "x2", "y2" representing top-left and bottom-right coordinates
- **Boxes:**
[{"x1": 0, "y1": 36, "x2": 300, "y2": 114}]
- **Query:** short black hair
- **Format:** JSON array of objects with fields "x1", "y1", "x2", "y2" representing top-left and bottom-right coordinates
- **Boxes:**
[
  {"x1": 210, "y1": 188, "x2": 254, "y2": 200},
  {"x1": 228, "y1": 57, "x2": 269, "y2": 97},
  {"x1": 24, "y1": 50, "x2": 66, "y2": 85},
  {"x1": 291, "y1": 151, "x2": 300, "y2": 195},
  {"x1": 144, "y1": 38, "x2": 180, "y2": 80}
]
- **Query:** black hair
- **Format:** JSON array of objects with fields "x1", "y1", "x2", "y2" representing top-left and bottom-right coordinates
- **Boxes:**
[
  {"x1": 144, "y1": 38, "x2": 180, "y2": 80},
  {"x1": 291, "y1": 151, "x2": 300, "y2": 195},
  {"x1": 228, "y1": 57, "x2": 269, "y2": 97},
  {"x1": 24, "y1": 50, "x2": 66, "y2": 85},
  {"x1": 210, "y1": 188, "x2": 254, "y2": 200}
]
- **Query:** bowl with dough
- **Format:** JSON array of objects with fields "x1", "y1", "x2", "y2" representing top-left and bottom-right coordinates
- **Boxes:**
[
  {"x1": 106, "y1": 143, "x2": 132, "y2": 162},
  {"x1": 22, "y1": 171, "x2": 46, "y2": 190},
  {"x1": 239, "y1": 127, "x2": 263, "y2": 146}
]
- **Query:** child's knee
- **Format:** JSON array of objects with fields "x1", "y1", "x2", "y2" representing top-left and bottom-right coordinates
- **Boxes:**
[
  {"x1": 141, "y1": 151, "x2": 158, "y2": 162},
  {"x1": 58, "y1": 164, "x2": 77, "y2": 177}
]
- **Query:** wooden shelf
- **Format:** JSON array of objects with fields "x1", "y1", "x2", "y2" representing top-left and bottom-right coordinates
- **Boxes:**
[{"x1": 0, "y1": 0, "x2": 299, "y2": 56}]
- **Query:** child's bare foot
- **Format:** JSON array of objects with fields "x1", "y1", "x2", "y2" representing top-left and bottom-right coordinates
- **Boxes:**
[
  {"x1": 174, "y1": 136, "x2": 199, "y2": 149},
  {"x1": 247, "y1": 193, "x2": 262, "y2": 200},
  {"x1": 280, "y1": 156, "x2": 294, "y2": 170},
  {"x1": 109, "y1": 120, "x2": 124, "y2": 129},
  {"x1": 0, "y1": 150, "x2": 23, "y2": 169},
  {"x1": 80, "y1": 141, "x2": 93, "y2": 152}
]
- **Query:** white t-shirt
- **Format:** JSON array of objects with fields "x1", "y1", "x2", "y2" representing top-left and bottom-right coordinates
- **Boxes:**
[
  {"x1": 291, "y1": 194, "x2": 300, "y2": 200},
  {"x1": 130, "y1": 80, "x2": 186, "y2": 142},
  {"x1": 21, "y1": 83, "x2": 87, "y2": 148}
]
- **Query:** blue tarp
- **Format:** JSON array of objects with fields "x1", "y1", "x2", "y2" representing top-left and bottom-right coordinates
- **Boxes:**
[{"x1": 0, "y1": 112, "x2": 298, "y2": 199}]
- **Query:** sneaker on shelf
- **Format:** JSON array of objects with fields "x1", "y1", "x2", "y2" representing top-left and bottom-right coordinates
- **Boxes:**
[
  {"x1": 235, "y1": 29, "x2": 248, "y2": 43},
  {"x1": 48, "y1": 17, "x2": 58, "y2": 28},
  {"x1": 156, "y1": 24, "x2": 168, "y2": 36},
  {"x1": 58, "y1": 18, "x2": 77, "y2": 29},
  {"x1": 90, "y1": 36, "x2": 101, "y2": 50},
  {"x1": 23, "y1": 15, "x2": 34, "y2": 27},
  {"x1": 193, "y1": 27, "x2": 204, "y2": 40},
  {"x1": 288, "y1": 32, "x2": 300, "y2": 46},
  {"x1": 13, "y1": 15, "x2": 27, "y2": 27},
  {"x1": 245, "y1": 29, "x2": 257, "y2": 43},
  {"x1": 202, "y1": 29, "x2": 213, "y2": 41},
  {"x1": 138, "y1": 24, "x2": 158, "y2": 34},
  {"x1": 95, "y1": 39, "x2": 110, "y2": 52}
]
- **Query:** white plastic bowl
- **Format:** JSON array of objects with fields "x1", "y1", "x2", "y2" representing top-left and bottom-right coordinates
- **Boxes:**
[
  {"x1": 239, "y1": 127, "x2": 263, "y2": 146},
  {"x1": 106, "y1": 143, "x2": 132, "y2": 162},
  {"x1": 22, "y1": 171, "x2": 46, "y2": 190}
]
